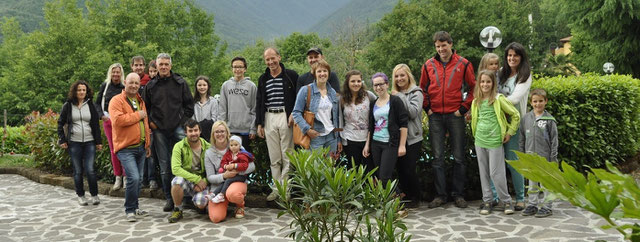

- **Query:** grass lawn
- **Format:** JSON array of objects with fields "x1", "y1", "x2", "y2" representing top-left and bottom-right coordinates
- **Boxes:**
[{"x1": 0, "y1": 154, "x2": 34, "y2": 168}]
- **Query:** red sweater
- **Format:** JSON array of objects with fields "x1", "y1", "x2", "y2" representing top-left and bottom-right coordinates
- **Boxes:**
[{"x1": 419, "y1": 51, "x2": 476, "y2": 114}]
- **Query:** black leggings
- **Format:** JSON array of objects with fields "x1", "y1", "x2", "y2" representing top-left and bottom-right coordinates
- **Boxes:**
[
  {"x1": 396, "y1": 141, "x2": 422, "y2": 201},
  {"x1": 343, "y1": 140, "x2": 373, "y2": 172},
  {"x1": 371, "y1": 140, "x2": 398, "y2": 188}
]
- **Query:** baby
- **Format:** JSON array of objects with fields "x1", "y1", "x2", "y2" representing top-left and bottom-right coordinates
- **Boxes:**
[{"x1": 209, "y1": 135, "x2": 254, "y2": 203}]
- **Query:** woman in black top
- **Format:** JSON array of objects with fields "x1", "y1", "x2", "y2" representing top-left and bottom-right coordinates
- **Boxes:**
[
  {"x1": 58, "y1": 80, "x2": 103, "y2": 206},
  {"x1": 362, "y1": 72, "x2": 408, "y2": 188}
]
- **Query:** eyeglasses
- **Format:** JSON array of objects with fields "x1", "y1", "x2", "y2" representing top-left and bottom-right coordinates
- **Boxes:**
[{"x1": 373, "y1": 83, "x2": 387, "y2": 88}]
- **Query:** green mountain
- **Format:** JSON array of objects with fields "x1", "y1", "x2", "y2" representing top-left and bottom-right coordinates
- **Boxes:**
[
  {"x1": 308, "y1": 0, "x2": 399, "y2": 37},
  {"x1": 194, "y1": 0, "x2": 349, "y2": 49},
  {"x1": 0, "y1": 0, "x2": 398, "y2": 50},
  {"x1": 0, "y1": 0, "x2": 46, "y2": 36}
]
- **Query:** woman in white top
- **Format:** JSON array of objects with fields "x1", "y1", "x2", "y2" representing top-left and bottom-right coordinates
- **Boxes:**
[
  {"x1": 496, "y1": 42, "x2": 532, "y2": 211},
  {"x1": 339, "y1": 70, "x2": 376, "y2": 170},
  {"x1": 193, "y1": 75, "x2": 220, "y2": 142}
]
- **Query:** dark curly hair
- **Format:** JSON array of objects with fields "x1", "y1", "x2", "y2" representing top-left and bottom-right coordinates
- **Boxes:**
[{"x1": 67, "y1": 80, "x2": 93, "y2": 105}]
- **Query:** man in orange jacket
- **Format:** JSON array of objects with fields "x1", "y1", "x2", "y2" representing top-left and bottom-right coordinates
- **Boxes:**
[
  {"x1": 109, "y1": 72, "x2": 152, "y2": 222},
  {"x1": 419, "y1": 31, "x2": 476, "y2": 209}
]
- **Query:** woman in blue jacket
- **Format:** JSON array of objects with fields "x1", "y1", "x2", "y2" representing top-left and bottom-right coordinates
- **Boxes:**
[{"x1": 292, "y1": 59, "x2": 340, "y2": 157}]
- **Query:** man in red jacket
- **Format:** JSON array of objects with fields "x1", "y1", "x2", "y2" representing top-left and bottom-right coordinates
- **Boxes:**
[{"x1": 419, "y1": 31, "x2": 475, "y2": 209}]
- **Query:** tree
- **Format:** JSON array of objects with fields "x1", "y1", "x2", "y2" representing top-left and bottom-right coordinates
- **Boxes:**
[
  {"x1": 560, "y1": 0, "x2": 640, "y2": 78},
  {"x1": 365, "y1": 0, "x2": 535, "y2": 78},
  {"x1": 275, "y1": 32, "x2": 331, "y2": 68},
  {"x1": 0, "y1": 0, "x2": 227, "y2": 125},
  {"x1": 0, "y1": 0, "x2": 111, "y2": 125},
  {"x1": 86, "y1": 0, "x2": 228, "y2": 90}
]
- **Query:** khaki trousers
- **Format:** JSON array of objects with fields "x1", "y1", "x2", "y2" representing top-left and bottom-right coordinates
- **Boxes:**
[{"x1": 265, "y1": 112, "x2": 293, "y2": 189}]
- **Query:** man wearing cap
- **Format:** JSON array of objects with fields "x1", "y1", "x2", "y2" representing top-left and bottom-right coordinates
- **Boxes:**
[{"x1": 296, "y1": 47, "x2": 340, "y2": 94}]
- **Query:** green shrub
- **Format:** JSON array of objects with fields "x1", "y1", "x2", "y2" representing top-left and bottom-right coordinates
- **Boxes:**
[
  {"x1": 508, "y1": 152, "x2": 640, "y2": 241},
  {"x1": 276, "y1": 148, "x2": 410, "y2": 242},
  {"x1": 532, "y1": 73, "x2": 640, "y2": 170},
  {"x1": 0, "y1": 126, "x2": 30, "y2": 154},
  {"x1": 22, "y1": 109, "x2": 113, "y2": 180}
]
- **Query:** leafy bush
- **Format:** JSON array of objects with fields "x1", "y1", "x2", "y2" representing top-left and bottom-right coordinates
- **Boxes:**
[
  {"x1": 276, "y1": 148, "x2": 410, "y2": 242},
  {"x1": 0, "y1": 126, "x2": 30, "y2": 154},
  {"x1": 23, "y1": 110, "x2": 69, "y2": 173},
  {"x1": 532, "y1": 73, "x2": 640, "y2": 169},
  {"x1": 508, "y1": 152, "x2": 640, "y2": 241},
  {"x1": 22, "y1": 109, "x2": 113, "y2": 180}
]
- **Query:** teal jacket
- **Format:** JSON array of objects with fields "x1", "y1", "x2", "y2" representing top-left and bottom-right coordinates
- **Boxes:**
[
  {"x1": 171, "y1": 137, "x2": 211, "y2": 184},
  {"x1": 471, "y1": 94, "x2": 520, "y2": 140}
]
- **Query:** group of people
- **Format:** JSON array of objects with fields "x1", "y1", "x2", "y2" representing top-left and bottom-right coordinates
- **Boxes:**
[{"x1": 57, "y1": 30, "x2": 558, "y2": 224}]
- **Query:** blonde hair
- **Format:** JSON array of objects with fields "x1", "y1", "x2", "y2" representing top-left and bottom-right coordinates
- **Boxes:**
[
  {"x1": 391, "y1": 64, "x2": 416, "y2": 93},
  {"x1": 478, "y1": 53, "x2": 500, "y2": 72},
  {"x1": 473, "y1": 69, "x2": 498, "y2": 107},
  {"x1": 210, "y1": 120, "x2": 231, "y2": 147},
  {"x1": 101, "y1": 63, "x2": 125, "y2": 112}
]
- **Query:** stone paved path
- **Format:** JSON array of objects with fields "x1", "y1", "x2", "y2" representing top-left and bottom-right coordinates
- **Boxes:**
[{"x1": 0, "y1": 174, "x2": 627, "y2": 241}]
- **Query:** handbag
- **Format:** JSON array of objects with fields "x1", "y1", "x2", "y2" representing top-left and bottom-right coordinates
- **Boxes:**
[{"x1": 293, "y1": 84, "x2": 314, "y2": 149}]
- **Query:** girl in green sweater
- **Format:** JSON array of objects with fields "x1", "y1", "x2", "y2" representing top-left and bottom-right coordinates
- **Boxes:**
[{"x1": 470, "y1": 70, "x2": 520, "y2": 215}]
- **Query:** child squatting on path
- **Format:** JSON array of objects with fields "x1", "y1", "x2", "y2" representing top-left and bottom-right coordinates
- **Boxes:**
[
  {"x1": 207, "y1": 135, "x2": 254, "y2": 203},
  {"x1": 470, "y1": 69, "x2": 521, "y2": 215},
  {"x1": 520, "y1": 88, "x2": 558, "y2": 218}
]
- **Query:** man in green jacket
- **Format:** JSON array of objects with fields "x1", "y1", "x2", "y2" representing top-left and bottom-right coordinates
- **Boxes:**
[{"x1": 167, "y1": 119, "x2": 211, "y2": 223}]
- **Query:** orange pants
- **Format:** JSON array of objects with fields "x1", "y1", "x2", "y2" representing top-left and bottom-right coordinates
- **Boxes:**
[{"x1": 208, "y1": 182, "x2": 247, "y2": 223}]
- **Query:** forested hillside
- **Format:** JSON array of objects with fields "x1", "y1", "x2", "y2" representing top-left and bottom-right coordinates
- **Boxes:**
[{"x1": 308, "y1": 0, "x2": 398, "y2": 36}]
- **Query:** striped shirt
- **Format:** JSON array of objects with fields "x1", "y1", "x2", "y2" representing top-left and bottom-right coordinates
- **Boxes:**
[{"x1": 265, "y1": 77, "x2": 285, "y2": 108}]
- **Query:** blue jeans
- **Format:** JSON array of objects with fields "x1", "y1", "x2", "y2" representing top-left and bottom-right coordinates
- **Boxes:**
[
  {"x1": 117, "y1": 146, "x2": 146, "y2": 214},
  {"x1": 153, "y1": 126, "x2": 185, "y2": 202},
  {"x1": 68, "y1": 141, "x2": 98, "y2": 197},
  {"x1": 142, "y1": 135, "x2": 156, "y2": 184},
  {"x1": 491, "y1": 130, "x2": 525, "y2": 202},
  {"x1": 429, "y1": 113, "x2": 467, "y2": 199},
  {"x1": 310, "y1": 132, "x2": 338, "y2": 154}
]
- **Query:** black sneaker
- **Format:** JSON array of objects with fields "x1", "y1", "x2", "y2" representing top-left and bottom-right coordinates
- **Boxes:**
[
  {"x1": 492, "y1": 200, "x2": 504, "y2": 211},
  {"x1": 428, "y1": 197, "x2": 446, "y2": 208},
  {"x1": 163, "y1": 200, "x2": 174, "y2": 212},
  {"x1": 454, "y1": 197, "x2": 468, "y2": 208},
  {"x1": 535, "y1": 207, "x2": 553, "y2": 218},
  {"x1": 522, "y1": 205, "x2": 538, "y2": 216},
  {"x1": 479, "y1": 202, "x2": 492, "y2": 215},
  {"x1": 403, "y1": 200, "x2": 420, "y2": 209},
  {"x1": 514, "y1": 201, "x2": 526, "y2": 211}
]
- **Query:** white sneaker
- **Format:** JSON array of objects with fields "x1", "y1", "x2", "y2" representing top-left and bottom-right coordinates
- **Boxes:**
[
  {"x1": 78, "y1": 196, "x2": 88, "y2": 206},
  {"x1": 135, "y1": 209, "x2": 149, "y2": 217},
  {"x1": 91, "y1": 196, "x2": 100, "y2": 205},
  {"x1": 266, "y1": 190, "x2": 278, "y2": 201},
  {"x1": 123, "y1": 176, "x2": 127, "y2": 190},
  {"x1": 112, "y1": 176, "x2": 122, "y2": 190},
  {"x1": 126, "y1": 213, "x2": 137, "y2": 222},
  {"x1": 212, "y1": 193, "x2": 226, "y2": 203}
]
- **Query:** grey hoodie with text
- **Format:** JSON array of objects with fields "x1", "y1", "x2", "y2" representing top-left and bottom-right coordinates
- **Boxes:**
[
  {"x1": 519, "y1": 110, "x2": 558, "y2": 162},
  {"x1": 219, "y1": 77, "x2": 257, "y2": 134}
]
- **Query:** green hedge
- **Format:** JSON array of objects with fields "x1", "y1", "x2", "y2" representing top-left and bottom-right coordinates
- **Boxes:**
[
  {"x1": 532, "y1": 73, "x2": 640, "y2": 170},
  {"x1": 0, "y1": 126, "x2": 30, "y2": 154}
]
